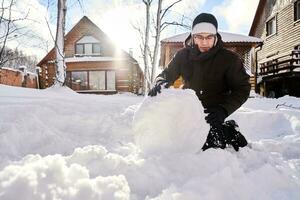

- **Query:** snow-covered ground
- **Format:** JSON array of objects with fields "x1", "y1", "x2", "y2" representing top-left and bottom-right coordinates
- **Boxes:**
[{"x1": 0, "y1": 84, "x2": 299, "y2": 200}]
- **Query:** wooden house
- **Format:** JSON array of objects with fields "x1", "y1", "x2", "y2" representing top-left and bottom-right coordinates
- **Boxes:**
[
  {"x1": 249, "y1": 0, "x2": 300, "y2": 97},
  {"x1": 37, "y1": 16, "x2": 143, "y2": 94},
  {"x1": 160, "y1": 32, "x2": 263, "y2": 89}
]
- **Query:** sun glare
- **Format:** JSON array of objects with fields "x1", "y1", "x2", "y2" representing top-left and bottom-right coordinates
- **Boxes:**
[{"x1": 101, "y1": 7, "x2": 139, "y2": 54}]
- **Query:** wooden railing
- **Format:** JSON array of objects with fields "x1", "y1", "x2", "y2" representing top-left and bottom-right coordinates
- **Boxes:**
[{"x1": 259, "y1": 50, "x2": 300, "y2": 76}]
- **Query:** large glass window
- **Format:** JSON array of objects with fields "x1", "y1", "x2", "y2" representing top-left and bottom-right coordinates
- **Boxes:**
[
  {"x1": 70, "y1": 71, "x2": 88, "y2": 90},
  {"x1": 66, "y1": 70, "x2": 116, "y2": 91},
  {"x1": 266, "y1": 17, "x2": 276, "y2": 36},
  {"x1": 107, "y1": 71, "x2": 116, "y2": 90},
  {"x1": 89, "y1": 71, "x2": 105, "y2": 90}
]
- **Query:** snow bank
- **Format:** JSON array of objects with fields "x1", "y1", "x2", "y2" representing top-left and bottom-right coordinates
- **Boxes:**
[
  {"x1": 0, "y1": 84, "x2": 139, "y2": 167},
  {"x1": 1, "y1": 145, "x2": 299, "y2": 200},
  {"x1": 0, "y1": 85, "x2": 300, "y2": 199},
  {"x1": 0, "y1": 153, "x2": 130, "y2": 200},
  {"x1": 133, "y1": 89, "x2": 209, "y2": 155}
]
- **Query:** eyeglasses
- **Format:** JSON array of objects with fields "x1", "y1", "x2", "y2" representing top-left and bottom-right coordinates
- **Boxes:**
[{"x1": 193, "y1": 34, "x2": 216, "y2": 41}]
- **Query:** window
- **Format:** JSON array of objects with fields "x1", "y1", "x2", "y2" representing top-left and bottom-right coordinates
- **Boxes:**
[
  {"x1": 66, "y1": 70, "x2": 116, "y2": 91},
  {"x1": 85, "y1": 43, "x2": 93, "y2": 55},
  {"x1": 75, "y1": 43, "x2": 101, "y2": 55},
  {"x1": 69, "y1": 71, "x2": 88, "y2": 90},
  {"x1": 93, "y1": 43, "x2": 101, "y2": 54},
  {"x1": 90, "y1": 71, "x2": 105, "y2": 90},
  {"x1": 107, "y1": 71, "x2": 116, "y2": 90},
  {"x1": 266, "y1": 17, "x2": 276, "y2": 36},
  {"x1": 75, "y1": 44, "x2": 84, "y2": 54},
  {"x1": 295, "y1": 0, "x2": 300, "y2": 21},
  {"x1": 75, "y1": 35, "x2": 101, "y2": 56}
]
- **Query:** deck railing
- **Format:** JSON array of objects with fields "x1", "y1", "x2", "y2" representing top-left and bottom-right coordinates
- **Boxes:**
[{"x1": 259, "y1": 50, "x2": 300, "y2": 76}]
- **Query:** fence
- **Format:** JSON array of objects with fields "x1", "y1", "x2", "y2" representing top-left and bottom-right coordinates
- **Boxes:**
[
  {"x1": 0, "y1": 67, "x2": 38, "y2": 88},
  {"x1": 259, "y1": 50, "x2": 300, "y2": 76}
]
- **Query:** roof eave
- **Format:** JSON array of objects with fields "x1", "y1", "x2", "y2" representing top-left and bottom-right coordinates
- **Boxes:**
[{"x1": 249, "y1": 0, "x2": 266, "y2": 36}]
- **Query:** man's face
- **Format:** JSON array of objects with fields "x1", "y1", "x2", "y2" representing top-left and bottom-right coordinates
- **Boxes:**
[{"x1": 193, "y1": 33, "x2": 216, "y2": 52}]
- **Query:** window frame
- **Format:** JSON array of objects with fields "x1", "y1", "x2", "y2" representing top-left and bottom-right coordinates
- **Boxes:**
[
  {"x1": 66, "y1": 70, "x2": 116, "y2": 91},
  {"x1": 295, "y1": 0, "x2": 300, "y2": 22},
  {"x1": 66, "y1": 71, "x2": 88, "y2": 90},
  {"x1": 92, "y1": 43, "x2": 101, "y2": 54},
  {"x1": 75, "y1": 43, "x2": 101, "y2": 56},
  {"x1": 75, "y1": 44, "x2": 84, "y2": 55},
  {"x1": 266, "y1": 16, "x2": 277, "y2": 37}
]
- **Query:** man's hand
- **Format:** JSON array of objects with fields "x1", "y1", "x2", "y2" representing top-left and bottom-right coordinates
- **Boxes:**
[
  {"x1": 202, "y1": 126, "x2": 226, "y2": 151},
  {"x1": 204, "y1": 105, "x2": 228, "y2": 128},
  {"x1": 148, "y1": 79, "x2": 169, "y2": 97}
]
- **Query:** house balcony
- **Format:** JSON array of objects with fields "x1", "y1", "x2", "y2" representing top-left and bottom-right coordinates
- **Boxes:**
[{"x1": 259, "y1": 50, "x2": 300, "y2": 77}]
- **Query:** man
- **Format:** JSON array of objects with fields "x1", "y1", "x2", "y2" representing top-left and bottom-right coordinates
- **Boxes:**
[{"x1": 148, "y1": 13, "x2": 250, "y2": 151}]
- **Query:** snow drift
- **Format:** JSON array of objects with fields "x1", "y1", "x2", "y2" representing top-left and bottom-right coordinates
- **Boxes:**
[{"x1": 0, "y1": 84, "x2": 300, "y2": 200}]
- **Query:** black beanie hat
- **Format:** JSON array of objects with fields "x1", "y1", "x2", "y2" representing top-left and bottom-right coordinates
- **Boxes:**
[{"x1": 192, "y1": 13, "x2": 218, "y2": 34}]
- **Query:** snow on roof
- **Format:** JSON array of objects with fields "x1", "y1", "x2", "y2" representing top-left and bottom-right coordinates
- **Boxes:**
[
  {"x1": 161, "y1": 31, "x2": 263, "y2": 44},
  {"x1": 65, "y1": 56, "x2": 129, "y2": 63}
]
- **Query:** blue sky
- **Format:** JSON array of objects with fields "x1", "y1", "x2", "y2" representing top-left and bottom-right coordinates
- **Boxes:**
[
  {"x1": 8, "y1": 0, "x2": 260, "y2": 59},
  {"x1": 37, "y1": 0, "x2": 259, "y2": 34}
]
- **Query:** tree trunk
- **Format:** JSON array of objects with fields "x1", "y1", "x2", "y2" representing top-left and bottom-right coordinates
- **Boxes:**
[
  {"x1": 54, "y1": 0, "x2": 67, "y2": 86},
  {"x1": 151, "y1": 0, "x2": 162, "y2": 83},
  {"x1": 143, "y1": 0, "x2": 151, "y2": 95}
]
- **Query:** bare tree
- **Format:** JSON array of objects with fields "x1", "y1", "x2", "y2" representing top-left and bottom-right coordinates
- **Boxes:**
[
  {"x1": 151, "y1": 0, "x2": 188, "y2": 83},
  {"x1": 137, "y1": 0, "x2": 188, "y2": 94},
  {"x1": 54, "y1": 0, "x2": 67, "y2": 86},
  {"x1": 0, "y1": 0, "x2": 29, "y2": 67},
  {"x1": 142, "y1": 0, "x2": 152, "y2": 95},
  {"x1": 43, "y1": 0, "x2": 83, "y2": 86},
  {"x1": 1, "y1": 46, "x2": 38, "y2": 72}
]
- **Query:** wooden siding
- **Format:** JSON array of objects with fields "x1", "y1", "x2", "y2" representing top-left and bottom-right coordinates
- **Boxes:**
[
  {"x1": 64, "y1": 20, "x2": 116, "y2": 58},
  {"x1": 252, "y1": 0, "x2": 300, "y2": 65}
]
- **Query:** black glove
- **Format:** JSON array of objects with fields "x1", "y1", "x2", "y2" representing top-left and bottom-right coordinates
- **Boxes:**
[
  {"x1": 202, "y1": 126, "x2": 226, "y2": 151},
  {"x1": 202, "y1": 120, "x2": 248, "y2": 152},
  {"x1": 148, "y1": 79, "x2": 169, "y2": 97},
  {"x1": 204, "y1": 106, "x2": 228, "y2": 129},
  {"x1": 223, "y1": 120, "x2": 248, "y2": 151}
]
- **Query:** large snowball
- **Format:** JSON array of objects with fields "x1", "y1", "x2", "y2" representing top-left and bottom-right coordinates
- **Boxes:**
[{"x1": 133, "y1": 89, "x2": 209, "y2": 155}]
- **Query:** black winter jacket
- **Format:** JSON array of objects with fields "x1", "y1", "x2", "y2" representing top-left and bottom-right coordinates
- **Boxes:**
[{"x1": 157, "y1": 34, "x2": 250, "y2": 116}]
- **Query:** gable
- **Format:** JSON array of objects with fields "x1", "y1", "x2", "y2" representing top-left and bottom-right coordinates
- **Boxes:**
[
  {"x1": 76, "y1": 35, "x2": 100, "y2": 44},
  {"x1": 249, "y1": 0, "x2": 295, "y2": 37},
  {"x1": 37, "y1": 16, "x2": 133, "y2": 66}
]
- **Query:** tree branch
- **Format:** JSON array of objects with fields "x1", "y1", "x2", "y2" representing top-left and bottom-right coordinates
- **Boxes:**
[
  {"x1": 160, "y1": 0, "x2": 183, "y2": 21},
  {"x1": 161, "y1": 21, "x2": 189, "y2": 32}
]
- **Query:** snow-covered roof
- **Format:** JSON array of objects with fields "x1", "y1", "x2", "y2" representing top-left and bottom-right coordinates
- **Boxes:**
[
  {"x1": 161, "y1": 31, "x2": 263, "y2": 44},
  {"x1": 65, "y1": 56, "x2": 129, "y2": 63}
]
